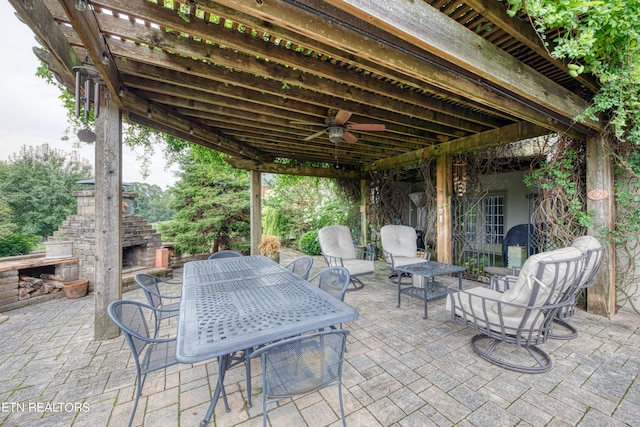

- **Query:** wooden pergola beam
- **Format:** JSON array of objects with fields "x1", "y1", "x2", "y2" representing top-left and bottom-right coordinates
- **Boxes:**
[{"x1": 224, "y1": 158, "x2": 364, "y2": 180}]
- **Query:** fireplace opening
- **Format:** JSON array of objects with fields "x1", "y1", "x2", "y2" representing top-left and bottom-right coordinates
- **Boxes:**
[{"x1": 123, "y1": 246, "x2": 145, "y2": 270}]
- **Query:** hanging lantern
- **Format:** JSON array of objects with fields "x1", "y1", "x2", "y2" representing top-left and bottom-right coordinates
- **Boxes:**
[{"x1": 453, "y1": 160, "x2": 467, "y2": 197}]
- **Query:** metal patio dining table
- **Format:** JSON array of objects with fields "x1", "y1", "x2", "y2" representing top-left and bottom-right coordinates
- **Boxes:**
[{"x1": 175, "y1": 255, "x2": 359, "y2": 426}]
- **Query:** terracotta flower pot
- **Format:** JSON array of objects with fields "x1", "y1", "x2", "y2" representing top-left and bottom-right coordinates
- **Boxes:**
[{"x1": 63, "y1": 279, "x2": 89, "y2": 299}]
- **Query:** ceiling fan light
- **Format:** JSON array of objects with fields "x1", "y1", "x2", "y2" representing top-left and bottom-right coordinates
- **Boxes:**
[{"x1": 328, "y1": 126, "x2": 343, "y2": 143}]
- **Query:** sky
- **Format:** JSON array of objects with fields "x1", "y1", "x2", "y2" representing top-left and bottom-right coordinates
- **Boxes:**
[{"x1": 0, "y1": 2, "x2": 178, "y2": 189}]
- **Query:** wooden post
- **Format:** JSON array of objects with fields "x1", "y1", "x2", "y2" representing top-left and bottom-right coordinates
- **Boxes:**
[
  {"x1": 436, "y1": 154, "x2": 452, "y2": 264},
  {"x1": 586, "y1": 135, "x2": 616, "y2": 318},
  {"x1": 250, "y1": 170, "x2": 262, "y2": 255},
  {"x1": 94, "y1": 89, "x2": 122, "y2": 340},
  {"x1": 360, "y1": 179, "x2": 368, "y2": 246}
]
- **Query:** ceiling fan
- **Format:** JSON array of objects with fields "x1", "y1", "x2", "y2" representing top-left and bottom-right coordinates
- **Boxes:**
[{"x1": 292, "y1": 110, "x2": 385, "y2": 143}]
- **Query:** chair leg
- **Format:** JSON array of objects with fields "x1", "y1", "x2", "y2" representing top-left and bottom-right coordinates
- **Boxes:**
[
  {"x1": 470, "y1": 335, "x2": 553, "y2": 374},
  {"x1": 548, "y1": 317, "x2": 578, "y2": 340},
  {"x1": 347, "y1": 277, "x2": 364, "y2": 291},
  {"x1": 129, "y1": 372, "x2": 146, "y2": 427}
]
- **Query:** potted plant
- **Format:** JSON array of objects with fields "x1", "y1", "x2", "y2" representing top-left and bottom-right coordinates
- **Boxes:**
[
  {"x1": 63, "y1": 279, "x2": 89, "y2": 299},
  {"x1": 259, "y1": 235, "x2": 281, "y2": 264}
]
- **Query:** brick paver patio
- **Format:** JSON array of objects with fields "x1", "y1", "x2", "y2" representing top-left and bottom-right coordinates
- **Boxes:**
[{"x1": 1, "y1": 248, "x2": 638, "y2": 426}]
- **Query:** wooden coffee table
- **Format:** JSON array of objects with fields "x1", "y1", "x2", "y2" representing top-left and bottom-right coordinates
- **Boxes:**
[{"x1": 396, "y1": 260, "x2": 465, "y2": 319}]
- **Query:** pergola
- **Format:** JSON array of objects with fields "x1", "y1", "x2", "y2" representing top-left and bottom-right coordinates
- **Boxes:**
[{"x1": 9, "y1": 0, "x2": 615, "y2": 339}]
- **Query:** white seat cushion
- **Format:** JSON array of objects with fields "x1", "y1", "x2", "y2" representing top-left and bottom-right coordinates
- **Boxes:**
[
  {"x1": 393, "y1": 256, "x2": 428, "y2": 268},
  {"x1": 342, "y1": 259, "x2": 374, "y2": 276}
]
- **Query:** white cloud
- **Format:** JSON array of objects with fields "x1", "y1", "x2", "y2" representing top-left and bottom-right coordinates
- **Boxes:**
[{"x1": 0, "y1": 3, "x2": 178, "y2": 189}]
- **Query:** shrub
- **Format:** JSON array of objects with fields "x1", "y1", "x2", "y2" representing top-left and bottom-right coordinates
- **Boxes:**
[
  {"x1": 299, "y1": 230, "x2": 321, "y2": 255},
  {"x1": 0, "y1": 233, "x2": 39, "y2": 257}
]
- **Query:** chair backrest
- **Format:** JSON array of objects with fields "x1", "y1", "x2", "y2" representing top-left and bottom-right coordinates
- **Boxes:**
[
  {"x1": 318, "y1": 225, "x2": 356, "y2": 260},
  {"x1": 134, "y1": 273, "x2": 163, "y2": 308},
  {"x1": 285, "y1": 255, "x2": 313, "y2": 280},
  {"x1": 380, "y1": 225, "x2": 418, "y2": 258},
  {"x1": 496, "y1": 246, "x2": 585, "y2": 318},
  {"x1": 309, "y1": 267, "x2": 350, "y2": 301},
  {"x1": 208, "y1": 250, "x2": 243, "y2": 260},
  {"x1": 108, "y1": 300, "x2": 154, "y2": 359},
  {"x1": 254, "y1": 329, "x2": 349, "y2": 400},
  {"x1": 571, "y1": 236, "x2": 605, "y2": 288}
]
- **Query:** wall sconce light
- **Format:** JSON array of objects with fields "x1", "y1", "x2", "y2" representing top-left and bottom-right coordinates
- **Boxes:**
[
  {"x1": 101, "y1": 51, "x2": 110, "y2": 65},
  {"x1": 75, "y1": 0, "x2": 87, "y2": 12}
]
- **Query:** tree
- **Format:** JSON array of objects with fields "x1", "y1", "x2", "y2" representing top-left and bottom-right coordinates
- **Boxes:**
[
  {"x1": 155, "y1": 148, "x2": 250, "y2": 255},
  {"x1": 127, "y1": 182, "x2": 175, "y2": 223},
  {"x1": 0, "y1": 144, "x2": 93, "y2": 238}
]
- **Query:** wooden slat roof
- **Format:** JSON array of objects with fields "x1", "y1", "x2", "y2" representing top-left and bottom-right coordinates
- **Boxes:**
[{"x1": 10, "y1": 0, "x2": 602, "y2": 178}]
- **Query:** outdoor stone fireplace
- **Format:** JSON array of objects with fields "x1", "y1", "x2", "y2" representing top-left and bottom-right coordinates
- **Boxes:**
[{"x1": 52, "y1": 183, "x2": 162, "y2": 291}]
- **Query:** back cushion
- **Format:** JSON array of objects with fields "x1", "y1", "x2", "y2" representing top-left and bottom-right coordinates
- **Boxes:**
[
  {"x1": 495, "y1": 246, "x2": 583, "y2": 316},
  {"x1": 318, "y1": 225, "x2": 356, "y2": 259},
  {"x1": 572, "y1": 236, "x2": 603, "y2": 286},
  {"x1": 381, "y1": 225, "x2": 417, "y2": 258}
]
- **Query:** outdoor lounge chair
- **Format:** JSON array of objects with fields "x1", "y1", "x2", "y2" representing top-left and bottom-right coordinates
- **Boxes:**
[
  {"x1": 550, "y1": 235, "x2": 605, "y2": 339},
  {"x1": 134, "y1": 273, "x2": 181, "y2": 334},
  {"x1": 251, "y1": 330, "x2": 350, "y2": 427},
  {"x1": 318, "y1": 225, "x2": 374, "y2": 290},
  {"x1": 381, "y1": 224, "x2": 430, "y2": 283},
  {"x1": 284, "y1": 255, "x2": 314, "y2": 280},
  {"x1": 447, "y1": 246, "x2": 585, "y2": 373}
]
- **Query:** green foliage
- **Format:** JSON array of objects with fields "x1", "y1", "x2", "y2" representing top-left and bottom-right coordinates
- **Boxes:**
[
  {"x1": 262, "y1": 206, "x2": 287, "y2": 239},
  {"x1": 127, "y1": 182, "x2": 175, "y2": 223},
  {"x1": 504, "y1": 0, "x2": 640, "y2": 144},
  {"x1": 0, "y1": 144, "x2": 93, "y2": 238},
  {"x1": 154, "y1": 149, "x2": 250, "y2": 255},
  {"x1": 0, "y1": 233, "x2": 40, "y2": 257},
  {"x1": 263, "y1": 175, "x2": 359, "y2": 244},
  {"x1": 299, "y1": 230, "x2": 321, "y2": 255}
]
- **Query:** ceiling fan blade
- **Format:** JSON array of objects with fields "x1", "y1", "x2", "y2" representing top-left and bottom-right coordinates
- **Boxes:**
[
  {"x1": 334, "y1": 110, "x2": 352, "y2": 125},
  {"x1": 346, "y1": 123, "x2": 385, "y2": 131},
  {"x1": 342, "y1": 131, "x2": 358, "y2": 143},
  {"x1": 303, "y1": 129, "x2": 328, "y2": 141}
]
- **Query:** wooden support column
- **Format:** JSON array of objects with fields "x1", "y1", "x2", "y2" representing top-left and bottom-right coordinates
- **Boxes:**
[
  {"x1": 436, "y1": 154, "x2": 452, "y2": 264},
  {"x1": 250, "y1": 170, "x2": 262, "y2": 255},
  {"x1": 360, "y1": 179, "x2": 368, "y2": 246},
  {"x1": 586, "y1": 135, "x2": 616, "y2": 317},
  {"x1": 94, "y1": 89, "x2": 122, "y2": 340}
]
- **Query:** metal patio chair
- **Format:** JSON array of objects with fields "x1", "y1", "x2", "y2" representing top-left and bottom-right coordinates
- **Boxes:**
[
  {"x1": 207, "y1": 250, "x2": 243, "y2": 259},
  {"x1": 134, "y1": 273, "x2": 181, "y2": 334},
  {"x1": 284, "y1": 255, "x2": 314, "y2": 280},
  {"x1": 309, "y1": 266, "x2": 351, "y2": 302},
  {"x1": 447, "y1": 246, "x2": 585, "y2": 373},
  {"x1": 318, "y1": 225, "x2": 374, "y2": 290},
  {"x1": 108, "y1": 300, "x2": 190, "y2": 427},
  {"x1": 380, "y1": 224, "x2": 430, "y2": 284},
  {"x1": 252, "y1": 329, "x2": 350, "y2": 427}
]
